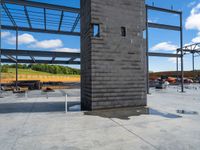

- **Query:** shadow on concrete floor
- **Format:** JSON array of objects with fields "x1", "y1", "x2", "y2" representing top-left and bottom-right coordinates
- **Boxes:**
[
  {"x1": 0, "y1": 102, "x2": 65, "y2": 113},
  {"x1": 84, "y1": 107, "x2": 182, "y2": 120}
]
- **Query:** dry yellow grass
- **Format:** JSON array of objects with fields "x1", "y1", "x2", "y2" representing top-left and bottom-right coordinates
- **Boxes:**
[
  {"x1": 1, "y1": 69, "x2": 80, "y2": 83},
  {"x1": 1, "y1": 75, "x2": 80, "y2": 83}
]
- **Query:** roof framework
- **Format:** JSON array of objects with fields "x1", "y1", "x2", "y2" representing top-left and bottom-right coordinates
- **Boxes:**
[
  {"x1": 177, "y1": 43, "x2": 200, "y2": 55},
  {"x1": 177, "y1": 43, "x2": 200, "y2": 79},
  {"x1": 1, "y1": 0, "x2": 81, "y2": 36},
  {"x1": 0, "y1": 0, "x2": 81, "y2": 65},
  {"x1": 0, "y1": 49, "x2": 80, "y2": 65}
]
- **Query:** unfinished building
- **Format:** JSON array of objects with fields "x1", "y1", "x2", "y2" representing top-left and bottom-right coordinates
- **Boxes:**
[{"x1": 1, "y1": 0, "x2": 185, "y2": 111}]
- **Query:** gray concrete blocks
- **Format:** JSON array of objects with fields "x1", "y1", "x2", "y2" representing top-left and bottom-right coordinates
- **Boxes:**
[{"x1": 81, "y1": 0, "x2": 147, "y2": 110}]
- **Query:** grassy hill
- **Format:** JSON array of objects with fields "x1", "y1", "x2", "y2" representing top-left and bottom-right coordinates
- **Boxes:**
[{"x1": 1, "y1": 68, "x2": 80, "y2": 83}]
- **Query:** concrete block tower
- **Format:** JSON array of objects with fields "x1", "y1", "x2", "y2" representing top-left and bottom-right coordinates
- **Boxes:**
[{"x1": 81, "y1": 0, "x2": 147, "y2": 110}]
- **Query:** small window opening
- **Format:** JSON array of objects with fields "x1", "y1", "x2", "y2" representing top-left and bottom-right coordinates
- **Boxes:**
[
  {"x1": 121, "y1": 27, "x2": 126, "y2": 37},
  {"x1": 93, "y1": 24, "x2": 100, "y2": 37}
]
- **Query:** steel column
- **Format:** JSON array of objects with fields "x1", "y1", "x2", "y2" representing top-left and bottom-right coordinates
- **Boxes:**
[
  {"x1": 0, "y1": 4, "x2": 2, "y2": 96},
  {"x1": 15, "y1": 30, "x2": 18, "y2": 90},
  {"x1": 176, "y1": 50, "x2": 179, "y2": 84},
  {"x1": 146, "y1": 6, "x2": 149, "y2": 94},
  {"x1": 180, "y1": 12, "x2": 184, "y2": 92},
  {"x1": 192, "y1": 53, "x2": 195, "y2": 79}
]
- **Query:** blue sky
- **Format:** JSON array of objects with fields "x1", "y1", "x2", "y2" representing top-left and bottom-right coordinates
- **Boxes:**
[{"x1": 1, "y1": 0, "x2": 200, "y2": 72}]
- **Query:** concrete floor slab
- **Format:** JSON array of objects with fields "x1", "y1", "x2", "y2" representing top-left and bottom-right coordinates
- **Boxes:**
[{"x1": 0, "y1": 85, "x2": 200, "y2": 150}]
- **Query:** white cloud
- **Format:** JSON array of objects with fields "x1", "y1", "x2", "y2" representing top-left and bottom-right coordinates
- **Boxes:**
[
  {"x1": 187, "y1": 1, "x2": 197, "y2": 8},
  {"x1": 2, "y1": 32, "x2": 67, "y2": 51},
  {"x1": 192, "y1": 36, "x2": 200, "y2": 43},
  {"x1": 30, "y1": 39, "x2": 63, "y2": 49},
  {"x1": 185, "y1": 3, "x2": 200, "y2": 30},
  {"x1": 185, "y1": 32, "x2": 200, "y2": 46},
  {"x1": 52, "y1": 47, "x2": 80, "y2": 53},
  {"x1": 150, "y1": 42, "x2": 178, "y2": 51},
  {"x1": 1, "y1": 31, "x2": 11, "y2": 38},
  {"x1": 8, "y1": 33, "x2": 36, "y2": 45},
  {"x1": 191, "y1": 32, "x2": 200, "y2": 43}
]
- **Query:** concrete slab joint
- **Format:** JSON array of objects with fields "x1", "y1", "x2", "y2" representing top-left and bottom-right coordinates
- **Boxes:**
[{"x1": 81, "y1": 0, "x2": 147, "y2": 110}]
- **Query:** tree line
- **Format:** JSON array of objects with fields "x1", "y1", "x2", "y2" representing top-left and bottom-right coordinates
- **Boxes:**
[{"x1": 0, "y1": 64, "x2": 80, "y2": 75}]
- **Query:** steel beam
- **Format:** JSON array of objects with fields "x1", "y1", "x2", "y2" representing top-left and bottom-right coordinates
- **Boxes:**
[
  {"x1": 71, "y1": 14, "x2": 80, "y2": 32},
  {"x1": 1, "y1": 0, "x2": 80, "y2": 13},
  {"x1": 179, "y1": 49, "x2": 200, "y2": 53},
  {"x1": 68, "y1": 57, "x2": 76, "y2": 63},
  {"x1": 4, "y1": 55, "x2": 17, "y2": 62},
  {"x1": 2, "y1": 25, "x2": 81, "y2": 36},
  {"x1": 148, "y1": 23, "x2": 181, "y2": 31},
  {"x1": 146, "y1": 5, "x2": 182, "y2": 14},
  {"x1": 51, "y1": 57, "x2": 56, "y2": 64},
  {"x1": 30, "y1": 56, "x2": 36, "y2": 63},
  {"x1": 1, "y1": 59, "x2": 80, "y2": 65},
  {"x1": 0, "y1": 49, "x2": 80, "y2": 58},
  {"x1": 58, "y1": 11, "x2": 64, "y2": 31},
  {"x1": 1, "y1": 3, "x2": 17, "y2": 27},
  {"x1": 148, "y1": 52, "x2": 181, "y2": 57},
  {"x1": 44, "y1": 8, "x2": 46, "y2": 30},
  {"x1": 24, "y1": 6, "x2": 32, "y2": 28}
]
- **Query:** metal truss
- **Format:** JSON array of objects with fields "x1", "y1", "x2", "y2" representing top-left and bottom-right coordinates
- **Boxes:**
[
  {"x1": 177, "y1": 43, "x2": 200, "y2": 79},
  {"x1": 177, "y1": 43, "x2": 200, "y2": 54},
  {"x1": 0, "y1": 49, "x2": 80, "y2": 65},
  {"x1": 1, "y1": 0, "x2": 81, "y2": 36}
]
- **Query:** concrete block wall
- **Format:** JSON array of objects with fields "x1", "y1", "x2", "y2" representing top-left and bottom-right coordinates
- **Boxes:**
[{"x1": 81, "y1": 0, "x2": 147, "y2": 110}]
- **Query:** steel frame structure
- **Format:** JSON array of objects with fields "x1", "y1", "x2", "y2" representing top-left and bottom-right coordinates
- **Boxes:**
[
  {"x1": 1, "y1": 0, "x2": 81, "y2": 36},
  {"x1": 177, "y1": 43, "x2": 200, "y2": 79},
  {"x1": 0, "y1": 0, "x2": 81, "y2": 92},
  {"x1": 0, "y1": 49, "x2": 80, "y2": 64},
  {"x1": 0, "y1": 1, "x2": 186, "y2": 94},
  {"x1": 146, "y1": 5, "x2": 184, "y2": 93}
]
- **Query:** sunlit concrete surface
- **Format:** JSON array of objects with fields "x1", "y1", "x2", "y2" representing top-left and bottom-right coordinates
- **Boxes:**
[{"x1": 0, "y1": 85, "x2": 200, "y2": 150}]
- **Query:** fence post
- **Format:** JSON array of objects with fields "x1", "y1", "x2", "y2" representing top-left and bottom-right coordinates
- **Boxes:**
[{"x1": 65, "y1": 94, "x2": 68, "y2": 113}]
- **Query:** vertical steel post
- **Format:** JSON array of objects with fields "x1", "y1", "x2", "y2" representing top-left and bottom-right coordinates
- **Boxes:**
[
  {"x1": 146, "y1": 6, "x2": 150, "y2": 94},
  {"x1": 0, "y1": 3, "x2": 2, "y2": 95},
  {"x1": 180, "y1": 12, "x2": 184, "y2": 92},
  {"x1": 16, "y1": 30, "x2": 18, "y2": 90},
  {"x1": 192, "y1": 53, "x2": 195, "y2": 79},
  {"x1": 176, "y1": 50, "x2": 179, "y2": 82}
]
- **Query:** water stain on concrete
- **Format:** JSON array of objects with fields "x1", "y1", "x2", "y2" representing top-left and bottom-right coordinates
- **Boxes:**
[{"x1": 84, "y1": 107, "x2": 182, "y2": 120}]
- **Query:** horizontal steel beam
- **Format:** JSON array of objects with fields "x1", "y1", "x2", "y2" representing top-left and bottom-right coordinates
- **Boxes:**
[
  {"x1": 181, "y1": 49, "x2": 200, "y2": 53},
  {"x1": 148, "y1": 23, "x2": 181, "y2": 31},
  {"x1": 1, "y1": 59, "x2": 80, "y2": 65},
  {"x1": 0, "y1": 49, "x2": 80, "y2": 58},
  {"x1": 1, "y1": 0, "x2": 80, "y2": 13},
  {"x1": 146, "y1": 5, "x2": 182, "y2": 14},
  {"x1": 148, "y1": 52, "x2": 181, "y2": 57},
  {"x1": 2, "y1": 25, "x2": 80, "y2": 36}
]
